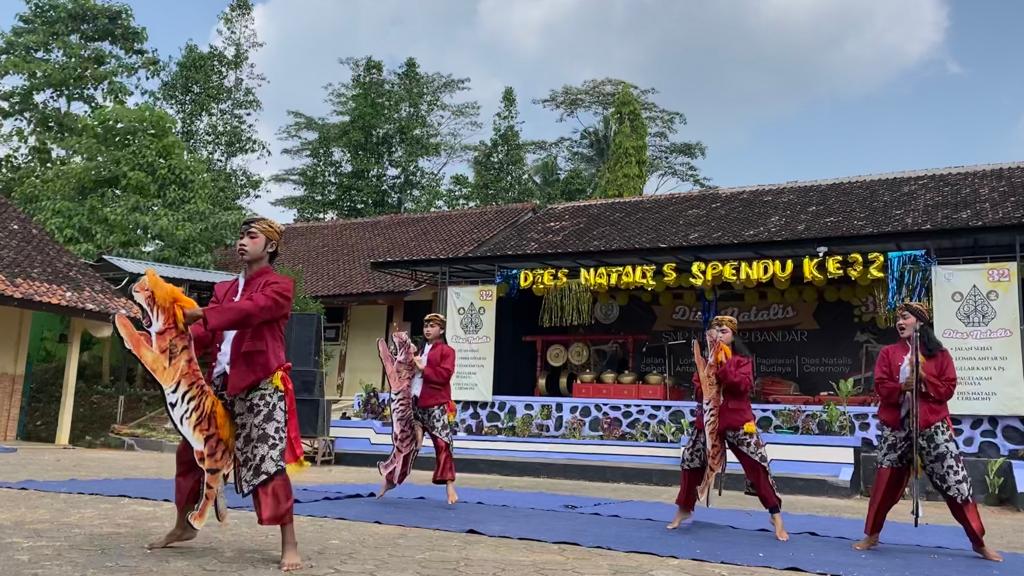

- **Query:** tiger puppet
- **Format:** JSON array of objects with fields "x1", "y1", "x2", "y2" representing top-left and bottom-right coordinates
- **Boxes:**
[
  {"x1": 113, "y1": 269, "x2": 234, "y2": 530},
  {"x1": 693, "y1": 338, "x2": 729, "y2": 502},
  {"x1": 375, "y1": 330, "x2": 418, "y2": 498}
]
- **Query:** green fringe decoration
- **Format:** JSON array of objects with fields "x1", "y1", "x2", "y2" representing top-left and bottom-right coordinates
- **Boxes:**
[{"x1": 540, "y1": 280, "x2": 593, "y2": 327}]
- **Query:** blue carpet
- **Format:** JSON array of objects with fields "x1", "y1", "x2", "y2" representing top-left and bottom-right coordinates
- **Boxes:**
[
  {"x1": 289, "y1": 497, "x2": 1018, "y2": 576},
  {"x1": 1, "y1": 478, "x2": 1019, "y2": 575},
  {"x1": 295, "y1": 482, "x2": 975, "y2": 551}
]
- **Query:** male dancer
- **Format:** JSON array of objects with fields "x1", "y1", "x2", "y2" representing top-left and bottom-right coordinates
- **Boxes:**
[
  {"x1": 150, "y1": 217, "x2": 303, "y2": 571},
  {"x1": 411, "y1": 313, "x2": 459, "y2": 504},
  {"x1": 854, "y1": 302, "x2": 1001, "y2": 562},
  {"x1": 668, "y1": 316, "x2": 788, "y2": 541}
]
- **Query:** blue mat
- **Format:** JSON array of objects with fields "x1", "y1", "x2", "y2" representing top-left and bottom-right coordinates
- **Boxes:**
[
  {"x1": 0, "y1": 445, "x2": 15, "y2": 454},
  {"x1": 289, "y1": 497, "x2": 1018, "y2": 576},
  {"x1": 298, "y1": 482, "x2": 974, "y2": 551},
  {"x1": 2, "y1": 478, "x2": 1019, "y2": 575}
]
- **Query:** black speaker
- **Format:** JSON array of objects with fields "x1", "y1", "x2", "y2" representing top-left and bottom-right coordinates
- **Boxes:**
[
  {"x1": 292, "y1": 368, "x2": 324, "y2": 398},
  {"x1": 286, "y1": 313, "x2": 323, "y2": 370},
  {"x1": 295, "y1": 397, "x2": 329, "y2": 437}
]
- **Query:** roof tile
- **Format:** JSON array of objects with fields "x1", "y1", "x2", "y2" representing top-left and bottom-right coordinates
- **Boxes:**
[{"x1": 0, "y1": 195, "x2": 139, "y2": 318}]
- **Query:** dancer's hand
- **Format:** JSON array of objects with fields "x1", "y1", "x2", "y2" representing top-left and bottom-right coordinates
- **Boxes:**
[
  {"x1": 183, "y1": 307, "x2": 204, "y2": 325},
  {"x1": 413, "y1": 355, "x2": 426, "y2": 371}
]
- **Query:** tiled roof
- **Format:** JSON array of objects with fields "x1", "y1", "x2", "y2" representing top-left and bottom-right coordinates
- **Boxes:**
[
  {"x1": 100, "y1": 255, "x2": 236, "y2": 285},
  {"x1": 217, "y1": 204, "x2": 535, "y2": 298},
  {"x1": 0, "y1": 195, "x2": 138, "y2": 319},
  {"x1": 470, "y1": 162, "x2": 1024, "y2": 258}
]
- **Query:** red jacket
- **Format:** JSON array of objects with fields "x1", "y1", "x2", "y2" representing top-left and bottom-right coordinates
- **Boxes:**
[
  {"x1": 691, "y1": 355, "x2": 755, "y2": 432},
  {"x1": 190, "y1": 266, "x2": 294, "y2": 397},
  {"x1": 874, "y1": 341, "x2": 956, "y2": 431},
  {"x1": 417, "y1": 341, "x2": 456, "y2": 409}
]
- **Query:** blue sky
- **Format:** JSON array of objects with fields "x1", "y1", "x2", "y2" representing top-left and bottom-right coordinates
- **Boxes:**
[{"x1": 2, "y1": 1, "x2": 1022, "y2": 222}]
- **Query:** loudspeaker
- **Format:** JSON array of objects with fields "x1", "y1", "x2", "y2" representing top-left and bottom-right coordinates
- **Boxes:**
[
  {"x1": 286, "y1": 313, "x2": 323, "y2": 370},
  {"x1": 295, "y1": 397, "x2": 329, "y2": 437},
  {"x1": 292, "y1": 368, "x2": 324, "y2": 398}
]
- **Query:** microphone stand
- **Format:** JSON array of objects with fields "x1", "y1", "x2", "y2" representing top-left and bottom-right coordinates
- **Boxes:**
[{"x1": 910, "y1": 326, "x2": 922, "y2": 527}]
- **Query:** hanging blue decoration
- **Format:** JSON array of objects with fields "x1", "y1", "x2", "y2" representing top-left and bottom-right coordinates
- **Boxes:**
[
  {"x1": 885, "y1": 250, "x2": 936, "y2": 311},
  {"x1": 699, "y1": 287, "x2": 719, "y2": 334},
  {"x1": 494, "y1": 268, "x2": 521, "y2": 297}
]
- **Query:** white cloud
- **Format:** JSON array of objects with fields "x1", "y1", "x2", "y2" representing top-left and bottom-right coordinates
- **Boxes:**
[{"x1": 244, "y1": 0, "x2": 951, "y2": 222}]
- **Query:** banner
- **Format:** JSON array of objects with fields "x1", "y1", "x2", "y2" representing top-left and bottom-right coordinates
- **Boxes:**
[
  {"x1": 445, "y1": 285, "x2": 496, "y2": 401},
  {"x1": 933, "y1": 263, "x2": 1024, "y2": 416}
]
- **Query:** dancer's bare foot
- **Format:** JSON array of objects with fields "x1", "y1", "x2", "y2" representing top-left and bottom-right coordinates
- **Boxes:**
[
  {"x1": 146, "y1": 525, "x2": 197, "y2": 549},
  {"x1": 376, "y1": 480, "x2": 395, "y2": 499},
  {"x1": 771, "y1": 513, "x2": 789, "y2": 541},
  {"x1": 446, "y1": 481, "x2": 459, "y2": 505},
  {"x1": 974, "y1": 545, "x2": 1004, "y2": 562},
  {"x1": 666, "y1": 508, "x2": 692, "y2": 529},
  {"x1": 280, "y1": 523, "x2": 302, "y2": 571},
  {"x1": 853, "y1": 533, "x2": 879, "y2": 551}
]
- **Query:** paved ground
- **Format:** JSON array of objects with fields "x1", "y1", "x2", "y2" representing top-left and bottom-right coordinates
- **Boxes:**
[{"x1": 0, "y1": 443, "x2": 1020, "y2": 575}]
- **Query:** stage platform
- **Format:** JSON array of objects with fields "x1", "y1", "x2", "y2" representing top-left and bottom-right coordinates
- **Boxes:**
[{"x1": 331, "y1": 419, "x2": 861, "y2": 497}]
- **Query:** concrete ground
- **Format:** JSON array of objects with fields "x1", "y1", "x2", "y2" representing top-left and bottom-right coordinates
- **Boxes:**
[{"x1": 0, "y1": 442, "x2": 1019, "y2": 575}]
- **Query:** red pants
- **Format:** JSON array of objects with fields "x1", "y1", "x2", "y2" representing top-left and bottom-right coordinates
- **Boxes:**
[
  {"x1": 675, "y1": 447, "x2": 782, "y2": 514},
  {"x1": 864, "y1": 466, "x2": 986, "y2": 547},
  {"x1": 430, "y1": 435, "x2": 456, "y2": 485},
  {"x1": 174, "y1": 440, "x2": 294, "y2": 526}
]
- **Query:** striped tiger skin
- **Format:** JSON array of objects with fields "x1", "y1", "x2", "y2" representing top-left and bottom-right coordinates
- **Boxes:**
[
  {"x1": 693, "y1": 339, "x2": 727, "y2": 502},
  {"x1": 114, "y1": 270, "x2": 234, "y2": 530},
  {"x1": 377, "y1": 331, "x2": 419, "y2": 489}
]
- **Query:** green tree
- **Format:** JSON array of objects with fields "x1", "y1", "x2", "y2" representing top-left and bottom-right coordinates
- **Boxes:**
[
  {"x1": 595, "y1": 86, "x2": 648, "y2": 198},
  {"x1": 10, "y1": 104, "x2": 246, "y2": 267},
  {"x1": 274, "y1": 56, "x2": 480, "y2": 219},
  {"x1": 536, "y1": 78, "x2": 708, "y2": 194},
  {"x1": 529, "y1": 155, "x2": 592, "y2": 206},
  {"x1": 156, "y1": 0, "x2": 268, "y2": 204},
  {"x1": 470, "y1": 87, "x2": 532, "y2": 205},
  {"x1": 277, "y1": 266, "x2": 324, "y2": 315},
  {"x1": 0, "y1": 0, "x2": 161, "y2": 172}
]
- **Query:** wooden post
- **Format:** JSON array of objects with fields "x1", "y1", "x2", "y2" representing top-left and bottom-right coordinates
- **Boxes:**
[
  {"x1": 101, "y1": 336, "x2": 112, "y2": 384},
  {"x1": 54, "y1": 318, "x2": 83, "y2": 445}
]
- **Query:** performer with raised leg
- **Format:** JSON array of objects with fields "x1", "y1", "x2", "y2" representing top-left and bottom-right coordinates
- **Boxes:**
[
  {"x1": 150, "y1": 217, "x2": 305, "y2": 571},
  {"x1": 411, "y1": 313, "x2": 459, "y2": 505},
  {"x1": 668, "y1": 316, "x2": 788, "y2": 541},
  {"x1": 854, "y1": 302, "x2": 1002, "y2": 562}
]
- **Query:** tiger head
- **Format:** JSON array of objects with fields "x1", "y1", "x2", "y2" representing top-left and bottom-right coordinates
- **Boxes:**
[
  {"x1": 390, "y1": 331, "x2": 417, "y2": 388},
  {"x1": 129, "y1": 269, "x2": 199, "y2": 335}
]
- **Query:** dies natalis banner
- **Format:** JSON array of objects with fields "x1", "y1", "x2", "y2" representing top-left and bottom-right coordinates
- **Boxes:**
[
  {"x1": 518, "y1": 253, "x2": 885, "y2": 291},
  {"x1": 445, "y1": 285, "x2": 497, "y2": 402},
  {"x1": 933, "y1": 263, "x2": 1024, "y2": 416}
]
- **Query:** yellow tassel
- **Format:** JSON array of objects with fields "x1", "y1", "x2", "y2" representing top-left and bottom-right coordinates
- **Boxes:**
[
  {"x1": 286, "y1": 460, "x2": 310, "y2": 476},
  {"x1": 271, "y1": 371, "x2": 284, "y2": 391}
]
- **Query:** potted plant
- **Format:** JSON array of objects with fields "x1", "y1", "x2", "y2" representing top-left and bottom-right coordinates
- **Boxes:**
[
  {"x1": 561, "y1": 415, "x2": 585, "y2": 440},
  {"x1": 514, "y1": 414, "x2": 536, "y2": 438},
  {"x1": 773, "y1": 407, "x2": 804, "y2": 434},
  {"x1": 630, "y1": 422, "x2": 651, "y2": 443},
  {"x1": 600, "y1": 414, "x2": 623, "y2": 440},
  {"x1": 500, "y1": 412, "x2": 516, "y2": 437},
  {"x1": 984, "y1": 457, "x2": 1007, "y2": 506}
]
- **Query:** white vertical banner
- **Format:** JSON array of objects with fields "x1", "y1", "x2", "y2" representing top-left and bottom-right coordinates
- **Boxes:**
[
  {"x1": 445, "y1": 285, "x2": 496, "y2": 401},
  {"x1": 933, "y1": 263, "x2": 1024, "y2": 415}
]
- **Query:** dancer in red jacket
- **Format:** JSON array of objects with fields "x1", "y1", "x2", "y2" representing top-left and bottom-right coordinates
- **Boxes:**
[
  {"x1": 668, "y1": 316, "x2": 788, "y2": 541},
  {"x1": 149, "y1": 217, "x2": 303, "y2": 572},
  {"x1": 411, "y1": 313, "x2": 459, "y2": 504},
  {"x1": 854, "y1": 302, "x2": 1002, "y2": 562}
]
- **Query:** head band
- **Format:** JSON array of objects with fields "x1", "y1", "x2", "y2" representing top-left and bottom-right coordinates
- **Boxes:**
[{"x1": 710, "y1": 315, "x2": 738, "y2": 333}]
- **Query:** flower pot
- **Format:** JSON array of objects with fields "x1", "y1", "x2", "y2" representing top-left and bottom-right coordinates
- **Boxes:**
[{"x1": 983, "y1": 492, "x2": 1001, "y2": 507}]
